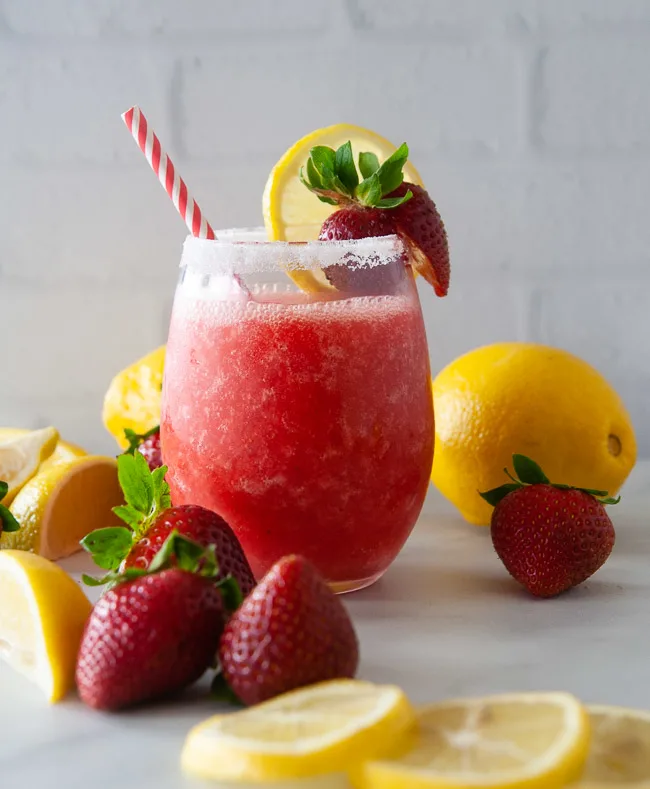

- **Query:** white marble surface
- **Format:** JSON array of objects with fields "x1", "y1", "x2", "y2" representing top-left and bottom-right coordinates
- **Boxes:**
[{"x1": 0, "y1": 463, "x2": 648, "y2": 788}]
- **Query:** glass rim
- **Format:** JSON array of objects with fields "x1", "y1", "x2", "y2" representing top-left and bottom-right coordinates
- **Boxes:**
[{"x1": 180, "y1": 233, "x2": 406, "y2": 275}]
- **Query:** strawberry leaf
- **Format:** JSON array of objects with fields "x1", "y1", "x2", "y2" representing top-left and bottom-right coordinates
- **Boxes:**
[
  {"x1": 512, "y1": 454, "x2": 550, "y2": 485},
  {"x1": 0, "y1": 503, "x2": 20, "y2": 533},
  {"x1": 210, "y1": 670, "x2": 244, "y2": 706},
  {"x1": 151, "y1": 466, "x2": 171, "y2": 510},
  {"x1": 118, "y1": 452, "x2": 154, "y2": 515},
  {"x1": 309, "y1": 146, "x2": 336, "y2": 181},
  {"x1": 112, "y1": 504, "x2": 144, "y2": 529},
  {"x1": 479, "y1": 482, "x2": 521, "y2": 507},
  {"x1": 217, "y1": 575, "x2": 244, "y2": 613},
  {"x1": 0, "y1": 481, "x2": 8, "y2": 501},
  {"x1": 334, "y1": 141, "x2": 359, "y2": 194},
  {"x1": 374, "y1": 142, "x2": 409, "y2": 195},
  {"x1": 377, "y1": 192, "x2": 413, "y2": 208},
  {"x1": 80, "y1": 526, "x2": 133, "y2": 570},
  {"x1": 358, "y1": 151, "x2": 380, "y2": 179},
  {"x1": 355, "y1": 172, "x2": 383, "y2": 207}
]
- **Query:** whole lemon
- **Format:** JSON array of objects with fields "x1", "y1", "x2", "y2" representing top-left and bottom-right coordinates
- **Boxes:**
[{"x1": 431, "y1": 343, "x2": 637, "y2": 525}]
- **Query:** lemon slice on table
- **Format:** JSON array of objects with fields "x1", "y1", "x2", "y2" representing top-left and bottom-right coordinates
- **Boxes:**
[
  {"x1": 263, "y1": 123, "x2": 424, "y2": 293},
  {"x1": 0, "y1": 427, "x2": 86, "y2": 470},
  {"x1": 182, "y1": 679, "x2": 416, "y2": 783},
  {"x1": 0, "y1": 550, "x2": 92, "y2": 702},
  {"x1": 360, "y1": 692, "x2": 590, "y2": 789},
  {"x1": 577, "y1": 705, "x2": 650, "y2": 787},
  {"x1": 1, "y1": 456, "x2": 124, "y2": 560},
  {"x1": 0, "y1": 427, "x2": 59, "y2": 505}
]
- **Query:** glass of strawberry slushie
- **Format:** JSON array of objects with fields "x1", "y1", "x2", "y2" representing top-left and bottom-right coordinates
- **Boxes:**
[{"x1": 161, "y1": 230, "x2": 434, "y2": 593}]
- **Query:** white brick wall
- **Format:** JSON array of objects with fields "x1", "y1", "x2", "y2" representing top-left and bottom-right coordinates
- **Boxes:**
[{"x1": 0, "y1": 0, "x2": 648, "y2": 457}]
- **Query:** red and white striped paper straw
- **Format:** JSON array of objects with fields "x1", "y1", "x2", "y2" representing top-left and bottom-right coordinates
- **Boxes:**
[{"x1": 122, "y1": 105, "x2": 215, "y2": 240}]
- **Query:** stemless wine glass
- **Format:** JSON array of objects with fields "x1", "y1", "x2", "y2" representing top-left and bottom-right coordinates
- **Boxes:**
[{"x1": 161, "y1": 230, "x2": 434, "y2": 593}]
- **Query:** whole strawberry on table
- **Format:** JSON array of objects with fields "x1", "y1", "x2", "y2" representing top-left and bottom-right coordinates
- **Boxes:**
[{"x1": 481, "y1": 454, "x2": 618, "y2": 598}]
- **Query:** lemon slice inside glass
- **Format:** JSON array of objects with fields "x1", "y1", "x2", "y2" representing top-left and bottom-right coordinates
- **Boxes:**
[
  {"x1": 263, "y1": 123, "x2": 424, "y2": 293},
  {"x1": 0, "y1": 427, "x2": 59, "y2": 505},
  {"x1": 0, "y1": 550, "x2": 92, "y2": 702},
  {"x1": 361, "y1": 692, "x2": 590, "y2": 789},
  {"x1": 577, "y1": 705, "x2": 650, "y2": 786},
  {"x1": 181, "y1": 679, "x2": 416, "y2": 783}
]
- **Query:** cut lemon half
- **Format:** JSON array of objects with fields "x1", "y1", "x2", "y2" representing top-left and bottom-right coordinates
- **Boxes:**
[
  {"x1": 182, "y1": 679, "x2": 416, "y2": 783},
  {"x1": 103, "y1": 345, "x2": 165, "y2": 449},
  {"x1": 263, "y1": 124, "x2": 424, "y2": 292},
  {"x1": 0, "y1": 427, "x2": 59, "y2": 505},
  {"x1": 0, "y1": 550, "x2": 92, "y2": 702},
  {"x1": 1, "y1": 456, "x2": 124, "y2": 560},
  {"x1": 577, "y1": 705, "x2": 650, "y2": 787},
  {"x1": 360, "y1": 692, "x2": 590, "y2": 789}
]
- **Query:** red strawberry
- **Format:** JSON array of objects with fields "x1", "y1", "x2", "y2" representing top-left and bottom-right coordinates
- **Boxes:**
[
  {"x1": 76, "y1": 533, "x2": 227, "y2": 711},
  {"x1": 124, "y1": 504, "x2": 255, "y2": 597},
  {"x1": 123, "y1": 426, "x2": 163, "y2": 471},
  {"x1": 481, "y1": 454, "x2": 618, "y2": 598},
  {"x1": 219, "y1": 554, "x2": 359, "y2": 706},
  {"x1": 81, "y1": 452, "x2": 255, "y2": 599},
  {"x1": 388, "y1": 182, "x2": 450, "y2": 297},
  {"x1": 302, "y1": 140, "x2": 449, "y2": 296}
]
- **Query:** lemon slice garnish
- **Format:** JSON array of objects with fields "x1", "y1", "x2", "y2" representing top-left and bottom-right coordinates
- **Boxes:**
[
  {"x1": 577, "y1": 705, "x2": 650, "y2": 786},
  {"x1": 263, "y1": 123, "x2": 424, "y2": 293},
  {"x1": 182, "y1": 679, "x2": 416, "y2": 783},
  {"x1": 1, "y1": 456, "x2": 124, "y2": 560},
  {"x1": 361, "y1": 691, "x2": 590, "y2": 789},
  {"x1": 0, "y1": 550, "x2": 92, "y2": 702},
  {"x1": 0, "y1": 427, "x2": 59, "y2": 505}
]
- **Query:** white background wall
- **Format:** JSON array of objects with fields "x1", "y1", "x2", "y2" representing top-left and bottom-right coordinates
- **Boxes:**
[{"x1": 0, "y1": 0, "x2": 648, "y2": 456}]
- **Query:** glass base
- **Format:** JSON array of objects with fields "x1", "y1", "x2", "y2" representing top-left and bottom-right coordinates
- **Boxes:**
[{"x1": 328, "y1": 571, "x2": 384, "y2": 595}]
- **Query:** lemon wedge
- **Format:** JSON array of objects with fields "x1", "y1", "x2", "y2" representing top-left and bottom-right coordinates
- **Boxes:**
[
  {"x1": 263, "y1": 124, "x2": 424, "y2": 293},
  {"x1": 0, "y1": 550, "x2": 91, "y2": 702},
  {"x1": 182, "y1": 679, "x2": 416, "y2": 783},
  {"x1": 360, "y1": 692, "x2": 590, "y2": 789},
  {"x1": 0, "y1": 427, "x2": 86, "y2": 470},
  {"x1": 577, "y1": 705, "x2": 650, "y2": 787},
  {"x1": 103, "y1": 345, "x2": 165, "y2": 449},
  {"x1": 1, "y1": 456, "x2": 124, "y2": 560},
  {"x1": 0, "y1": 427, "x2": 59, "y2": 505}
]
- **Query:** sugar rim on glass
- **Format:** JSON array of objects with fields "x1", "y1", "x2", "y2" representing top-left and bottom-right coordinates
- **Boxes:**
[{"x1": 180, "y1": 233, "x2": 406, "y2": 274}]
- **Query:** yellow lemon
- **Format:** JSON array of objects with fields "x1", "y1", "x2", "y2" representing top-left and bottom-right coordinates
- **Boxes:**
[
  {"x1": 578, "y1": 705, "x2": 650, "y2": 787},
  {"x1": 0, "y1": 550, "x2": 92, "y2": 702},
  {"x1": 361, "y1": 691, "x2": 590, "y2": 789},
  {"x1": 102, "y1": 345, "x2": 165, "y2": 449},
  {"x1": 0, "y1": 427, "x2": 59, "y2": 505},
  {"x1": 1, "y1": 456, "x2": 124, "y2": 560},
  {"x1": 431, "y1": 343, "x2": 637, "y2": 525},
  {"x1": 263, "y1": 123, "x2": 424, "y2": 292},
  {"x1": 0, "y1": 427, "x2": 86, "y2": 470},
  {"x1": 182, "y1": 679, "x2": 416, "y2": 783}
]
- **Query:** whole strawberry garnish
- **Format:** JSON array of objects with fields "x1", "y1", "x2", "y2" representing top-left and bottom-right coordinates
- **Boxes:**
[
  {"x1": 123, "y1": 426, "x2": 162, "y2": 471},
  {"x1": 77, "y1": 532, "x2": 230, "y2": 711},
  {"x1": 301, "y1": 141, "x2": 449, "y2": 296},
  {"x1": 80, "y1": 452, "x2": 255, "y2": 599},
  {"x1": 219, "y1": 554, "x2": 359, "y2": 706},
  {"x1": 480, "y1": 455, "x2": 618, "y2": 598},
  {"x1": 0, "y1": 481, "x2": 20, "y2": 535}
]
